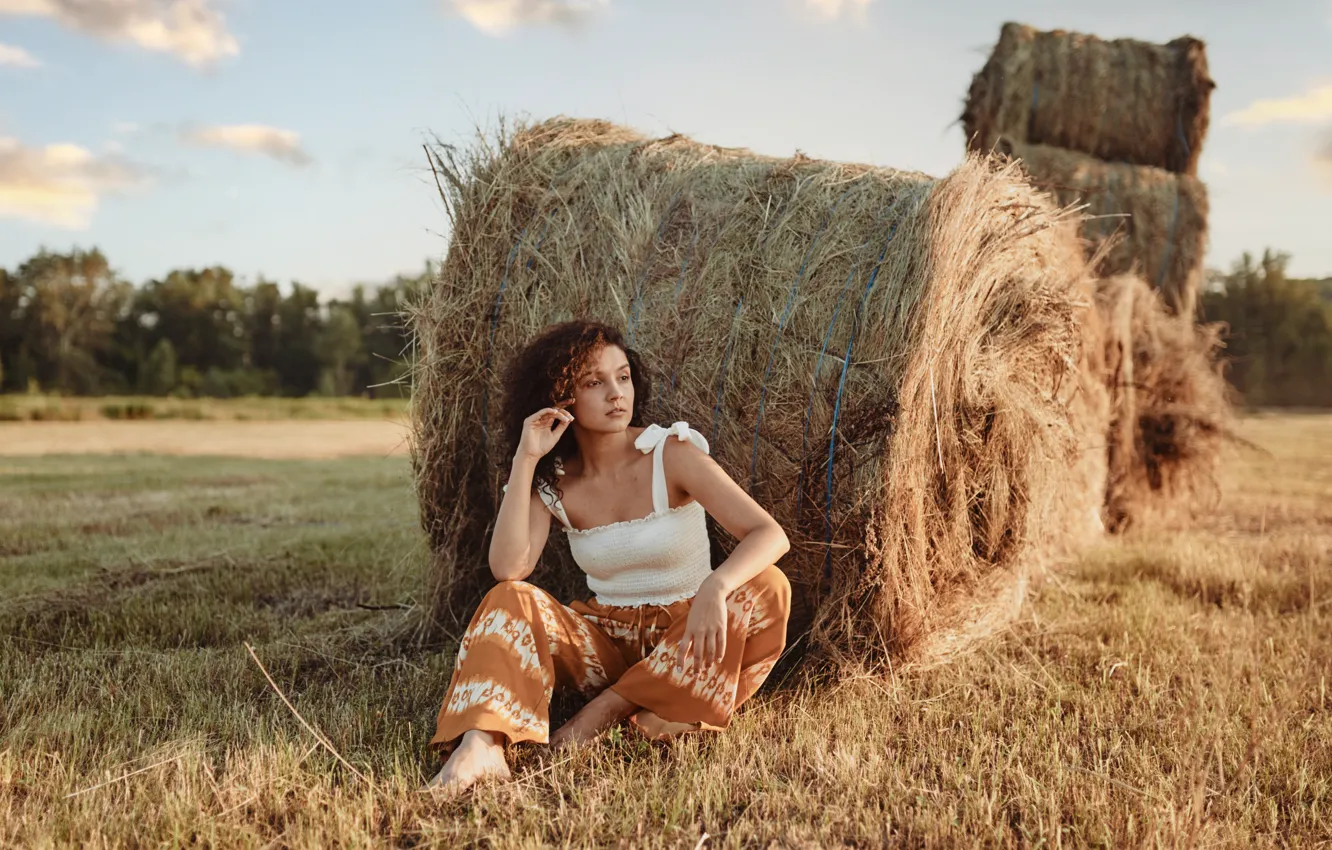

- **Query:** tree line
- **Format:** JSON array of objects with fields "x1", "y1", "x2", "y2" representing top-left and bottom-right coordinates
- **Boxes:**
[
  {"x1": 1, "y1": 246, "x2": 1330, "y2": 406},
  {"x1": 0, "y1": 249, "x2": 420, "y2": 398},
  {"x1": 1201, "y1": 250, "x2": 1332, "y2": 408}
]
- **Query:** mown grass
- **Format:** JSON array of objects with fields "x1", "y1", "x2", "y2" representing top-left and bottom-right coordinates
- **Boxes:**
[
  {"x1": 1, "y1": 414, "x2": 1329, "y2": 846},
  {"x1": 0, "y1": 394, "x2": 408, "y2": 423}
]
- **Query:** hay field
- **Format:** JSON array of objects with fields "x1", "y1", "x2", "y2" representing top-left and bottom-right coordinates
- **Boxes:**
[{"x1": 1, "y1": 413, "x2": 1328, "y2": 846}]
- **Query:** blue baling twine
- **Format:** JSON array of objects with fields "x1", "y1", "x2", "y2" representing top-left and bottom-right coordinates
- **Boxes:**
[
  {"x1": 793, "y1": 256, "x2": 868, "y2": 516},
  {"x1": 747, "y1": 185, "x2": 859, "y2": 493},
  {"x1": 710, "y1": 296, "x2": 745, "y2": 447},
  {"x1": 1157, "y1": 184, "x2": 1181, "y2": 289},
  {"x1": 1175, "y1": 110, "x2": 1191, "y2": 167},
  {"x1": 794, "y1": 212, "x2": 901, "y2": 516},
  {"x1": 627, "y1": 191, "x2": 682, "y2": 347},
  {"x1": 822, "y1": 225, "x2": 895, "y2": 581}
]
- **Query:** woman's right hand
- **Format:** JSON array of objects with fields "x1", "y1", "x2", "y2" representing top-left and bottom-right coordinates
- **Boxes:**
[{"x1": 516, "y1": 403, "x2": 574, "y2": 461}]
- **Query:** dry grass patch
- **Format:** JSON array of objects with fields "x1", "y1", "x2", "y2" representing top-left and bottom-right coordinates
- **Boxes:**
[
  {"x1": 0, "y1": 419, "x2": 410, "y2": 459},
  {"x1": 1, "y1": 414, "x2": 1328, "y2": 845},
  {"x1": 0, "y1": 394, "x2": 409, "y2": 423}
]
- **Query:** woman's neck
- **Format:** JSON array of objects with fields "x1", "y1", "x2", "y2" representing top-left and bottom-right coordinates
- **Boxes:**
[{"x1": 570, "y1": 426, "x2": 637, "y2": 479}]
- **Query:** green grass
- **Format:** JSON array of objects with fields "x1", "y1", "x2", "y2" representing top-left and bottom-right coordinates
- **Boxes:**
[
  {"x1": 0, "y1": 394, "x2": 408, "y2": 423},
  {"x1": 1, "y1": 416, "x2": 1330, "y2": 846}
]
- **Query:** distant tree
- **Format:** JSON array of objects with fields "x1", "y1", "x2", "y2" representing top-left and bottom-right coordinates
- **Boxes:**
[
  {"x1": 135, "y1": 267, "x2": 246, "y2": 374},
  {"x1": 1300, "y1": 277, "x2": 1332, "y2": 305},
  {"x1": 335, "y1": 271, "x2": 420, "y2": 397},
  {"x1": 317, "y1": 304, "x2": 363, "y2": 396},
  {"x1": 138, "y1": 338, "x2": 178, "y2": 396},
  {"x1": 0, "y1": 266, "x2": 15, "y2": 391},
  {"x1": 0, "y1": 247, "x2": 427, "y2": 399},
  {"x1": 11, "y1": 249, "x2": 130, "y2": 393},
  {"x1": 245, "y1": 279, "x2": 283, "y2": 374},
  {"x1": 276, "y1": 283, "x2": 323, "y2": 396},
  {"x1": 1202, "y1": 250, "x2": 1332, "y2": 407}
]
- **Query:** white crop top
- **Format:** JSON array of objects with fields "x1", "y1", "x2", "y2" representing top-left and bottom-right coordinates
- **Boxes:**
[{"x1": 535, "y1": 421, "x2": 714, "y2": 607}]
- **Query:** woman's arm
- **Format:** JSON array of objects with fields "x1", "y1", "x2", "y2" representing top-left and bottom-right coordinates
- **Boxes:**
[
  {"x1": 487, "y1": 454, "x2": 554, "y2": 582},
  {"x1": 666, "y1": 438, "x2": 790, "y2": 593},
  {"x1": 665, "y1": 439, "x2": 790, "y2": 667},
  {"x1": 488, "y1": 404, "x2": 573, "y2": 581}
]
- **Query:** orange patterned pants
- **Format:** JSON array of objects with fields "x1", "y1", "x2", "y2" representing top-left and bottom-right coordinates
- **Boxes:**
[{"x1": 430, "y1": 565, "x2": 791, "y2": 752}]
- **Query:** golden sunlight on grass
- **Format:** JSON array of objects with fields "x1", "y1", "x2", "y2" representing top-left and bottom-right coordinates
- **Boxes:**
[{"x1": 0, "y1": 412, "x2": 1327, "y2": 845}]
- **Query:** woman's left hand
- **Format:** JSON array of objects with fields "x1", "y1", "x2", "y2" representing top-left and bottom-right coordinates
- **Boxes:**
[{"x1": 679, "y1": 581, "x2": 728, "y2": 670}]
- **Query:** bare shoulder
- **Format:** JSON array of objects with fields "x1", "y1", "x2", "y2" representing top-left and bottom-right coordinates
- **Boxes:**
[{"x1": 661, "y1": 434, "x2": 719, "y2": 478}]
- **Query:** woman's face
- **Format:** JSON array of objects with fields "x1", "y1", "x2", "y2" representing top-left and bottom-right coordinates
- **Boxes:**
[{"x1": 566, "y1": 344, "x2": 634, "y2": 433}]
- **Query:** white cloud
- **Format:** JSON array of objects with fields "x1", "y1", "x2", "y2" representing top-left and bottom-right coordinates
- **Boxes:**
[
  {"x1": 0, "y1": 41, "x2": 41, "y2": 67},
  {"x1": 803, "y1": 0, "x2": 874, "y2": 20},
  {"x1": 0, "y1": 137, "x2": 151, "y2": 228},
  {"x1": 179, "y1": 123, "x2": 313, "y2": 167},
  {"x1": 1225, "y1": 84, "x2": 1332, "y2": 127},
  {"x1": 0, "y1": 0, "x2": 238, "y2": 66},
  {"x1": 446, "y1": 0, "x2": 608, "y2": 36}
]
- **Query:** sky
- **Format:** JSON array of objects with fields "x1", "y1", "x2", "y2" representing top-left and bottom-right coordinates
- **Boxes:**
[{"x1": 1, "y1": 0, "x2": 1330, "y2": 295}]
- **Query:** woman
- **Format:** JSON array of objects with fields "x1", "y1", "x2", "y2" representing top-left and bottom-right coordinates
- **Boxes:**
[{"x1": 426, "y1": 320, "x2": 791, "y2": 793}]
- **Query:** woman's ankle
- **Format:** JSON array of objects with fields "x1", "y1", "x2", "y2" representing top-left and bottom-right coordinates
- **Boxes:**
[
  {"x1": 460, "y1": 729, "x2": 504, "y2": 749},
  {"x1": 551, "y1": 689, "x2": 637, "y2": 747}
]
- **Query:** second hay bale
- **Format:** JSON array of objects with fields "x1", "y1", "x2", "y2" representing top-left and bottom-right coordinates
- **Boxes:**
[{"x1": 999, "y1": 138, "x2": 1209, "y2": 320}]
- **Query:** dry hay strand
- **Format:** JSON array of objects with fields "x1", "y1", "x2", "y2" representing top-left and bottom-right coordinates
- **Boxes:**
[
  {"x1": 963, "y1": 22, "x2": 1214, "y2": 175},
  {"x1": 997, "y1": 138, "x2": 1208, "y2": 321},
  {"x1": 407, "y1": 116, "x2": 1107, "y2": 666},
  {"x1": 1096, "y1": 275, "x2": 1233, "y2": 531}
]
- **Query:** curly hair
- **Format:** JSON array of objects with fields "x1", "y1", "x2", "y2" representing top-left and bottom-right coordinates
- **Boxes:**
[{"x1": 500, "y1": 320, "x2": 652, "y2": 498}]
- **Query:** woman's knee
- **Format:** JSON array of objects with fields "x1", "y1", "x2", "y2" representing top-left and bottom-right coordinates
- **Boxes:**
[{"x1": 480, "y1": 579, "x2": 544, "y2": 610}]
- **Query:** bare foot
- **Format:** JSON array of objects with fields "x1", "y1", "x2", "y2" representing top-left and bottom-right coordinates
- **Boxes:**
[
  {"x1": 550, "y1": 689, "x2": 637, "y2": 749},
  {"x1": 632, "y1": 710, "x2": 701, "y2": 741},
  {"x1": 423, "y1": 730, "x2": 511, "y2": 795}
]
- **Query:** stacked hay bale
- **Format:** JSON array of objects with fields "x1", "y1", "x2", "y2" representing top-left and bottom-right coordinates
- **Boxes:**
[
  {"x1": 409, "y1": 117, "x2": 1109, "y2": 665},
  {"x1": 995, "y1": 141, "x2": 1209, "y2": 319},
  {"x1": 962, "y1": 23, "x2": 1213, "y2": 174},
  {"x1": 963, "y1": 22, "x2": 1216, "y2": 320}
]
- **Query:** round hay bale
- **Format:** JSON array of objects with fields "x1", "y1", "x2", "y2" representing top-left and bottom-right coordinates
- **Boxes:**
[
  {"x1": 962, "y1": 22, "x2": 1214, "y2": 175},
  {"x1": 998, "y1": 138, "x2": 1208, "y2": 321},
  {"x1": 1095, "y1": 275, "x2": 1233, "y2": 530},
  {"x1": 407, "y1": 117, "x2": 1107, "y2": 665}
]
